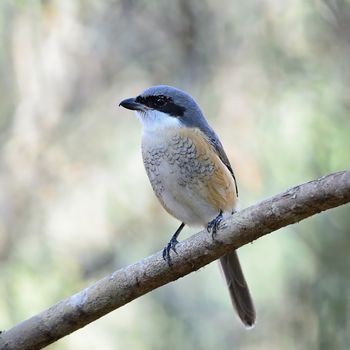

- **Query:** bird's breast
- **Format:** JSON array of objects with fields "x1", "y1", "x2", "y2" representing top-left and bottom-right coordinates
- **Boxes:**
[
  {"x1": 141, "y1": 127, "x2": 237, "y2": 225},
  {"x1": 142, "y1": 128, "x2": 215, "y2": 191}
]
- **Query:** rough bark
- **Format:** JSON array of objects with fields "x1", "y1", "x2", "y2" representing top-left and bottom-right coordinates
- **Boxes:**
[{"x1": 0, "y1": 170, "x2": 349, "y2": 350}]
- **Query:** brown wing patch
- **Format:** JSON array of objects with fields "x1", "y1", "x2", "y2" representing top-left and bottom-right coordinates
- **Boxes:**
[{"x1": 178, "y1": 128, "x2": 237, "y2": 211}]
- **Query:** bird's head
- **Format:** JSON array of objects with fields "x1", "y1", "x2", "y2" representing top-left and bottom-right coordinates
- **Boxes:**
[{"x1": 119, "y1": 85, "x2": 207, "y2": 132}]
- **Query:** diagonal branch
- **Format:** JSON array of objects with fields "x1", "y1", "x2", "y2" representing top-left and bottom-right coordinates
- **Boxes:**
[{"x1": 1, "y1": 170, "x2": 350, "y2": 350}]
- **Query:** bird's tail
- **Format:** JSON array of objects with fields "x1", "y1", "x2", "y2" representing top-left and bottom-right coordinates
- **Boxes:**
[{"x1": 219, "y1": 250, "x2": 256, "y2": 327}]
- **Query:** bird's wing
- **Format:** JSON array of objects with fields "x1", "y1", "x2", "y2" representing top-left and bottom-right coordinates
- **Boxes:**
[
  {"x1": 176, "y1": 127, "x2": 238, "y2": 212},
  {"x1": 207, "y1": 136, "x2": 238, "y2": 197},
  {"x1": 194, "y1": 122, "x2": 238, "y2": 197}
]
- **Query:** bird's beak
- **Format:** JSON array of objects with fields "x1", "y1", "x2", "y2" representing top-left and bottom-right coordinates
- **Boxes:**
[{"x1": 119, "y1": 97, "x2": 145, "y2": 111}]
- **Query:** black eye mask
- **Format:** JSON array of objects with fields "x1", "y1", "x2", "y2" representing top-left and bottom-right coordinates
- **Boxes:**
[{"x1": 136, "y1": 95, "x2": 186, "y2": 117}]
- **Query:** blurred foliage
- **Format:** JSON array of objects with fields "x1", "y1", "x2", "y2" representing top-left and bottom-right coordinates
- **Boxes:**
[{"x1": 0, "y1": 0, "x2": 349, "y2": 349}]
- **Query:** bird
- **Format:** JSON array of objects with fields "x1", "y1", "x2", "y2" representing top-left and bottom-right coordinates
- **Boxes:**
[{"x1": 119, "y1": 85, "x2": 256, "y2": 327}]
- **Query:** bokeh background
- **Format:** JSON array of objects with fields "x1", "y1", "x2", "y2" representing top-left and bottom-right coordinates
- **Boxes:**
[{"x1": 0, "y1": 0, "x2": 349, "y2": 349}]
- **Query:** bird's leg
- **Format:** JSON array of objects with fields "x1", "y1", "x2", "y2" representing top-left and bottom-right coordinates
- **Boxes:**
[
  {"x1": 207, "y1": 210, "x2": 223, "y2": 239},
  {"x1": 163, "y1": 222, "x2": 185, "y2": 266}
]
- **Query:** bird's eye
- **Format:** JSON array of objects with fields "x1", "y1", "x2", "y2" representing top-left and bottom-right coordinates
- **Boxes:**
[
  {"x1": 136, "y1": 96, "x2": 145, "y2": 104},
  {"x1": 154, "y1": 96, "x2": 167, "y2": 107}
]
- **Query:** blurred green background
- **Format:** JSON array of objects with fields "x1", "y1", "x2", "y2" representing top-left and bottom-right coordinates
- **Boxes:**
[{"x1": 0, "y1": 0, "x2": 349, "y2": 349}]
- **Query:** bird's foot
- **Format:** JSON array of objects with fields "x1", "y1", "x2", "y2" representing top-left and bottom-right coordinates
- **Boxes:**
[
  {"x1": 162, "y1": 236, "x2": 179, "y2": 266},
  {"x1": 207, "y1": 211, "x2": 223, "y2": 239},
  {"x1": 162, "y1": 222, "x2": 185, "y2": 266}
]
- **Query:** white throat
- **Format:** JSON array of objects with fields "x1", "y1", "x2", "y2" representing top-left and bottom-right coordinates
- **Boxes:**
[{"x1": 135, "y1": 110, "x2": 182, "y2": 133}]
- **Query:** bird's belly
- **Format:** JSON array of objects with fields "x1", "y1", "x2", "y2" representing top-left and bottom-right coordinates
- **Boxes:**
[{"x1": 153, "y1": 163, "x2": 218, "y2": 226}]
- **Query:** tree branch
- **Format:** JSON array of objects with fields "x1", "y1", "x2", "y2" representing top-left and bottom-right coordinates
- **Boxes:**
[{"x1": 1, "y1": 170, "x2": 349, "y2": 350}]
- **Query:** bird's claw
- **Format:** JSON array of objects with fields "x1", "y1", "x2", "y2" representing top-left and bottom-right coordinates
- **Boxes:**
[
  {"x1": 162, "y1": 237, "x2": 179, "y2": 266},
  {"x1": 207, "y1": 211, "x2": 223, "y2": 239}
]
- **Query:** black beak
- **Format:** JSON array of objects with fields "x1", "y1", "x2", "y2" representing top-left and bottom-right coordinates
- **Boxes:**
[{"x1": 119, "y1": 97, "x2": 144, "y2": 111}]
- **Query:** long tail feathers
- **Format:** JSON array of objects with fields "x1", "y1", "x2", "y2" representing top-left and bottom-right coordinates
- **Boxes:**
[{"x1": 219, "y1": 250, "x2": 256, "y2": 327}]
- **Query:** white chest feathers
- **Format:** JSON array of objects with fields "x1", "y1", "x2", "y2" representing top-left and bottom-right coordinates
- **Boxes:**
[{"x1": 135, "y1": 110, "x2": 183, "y2": 134}]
